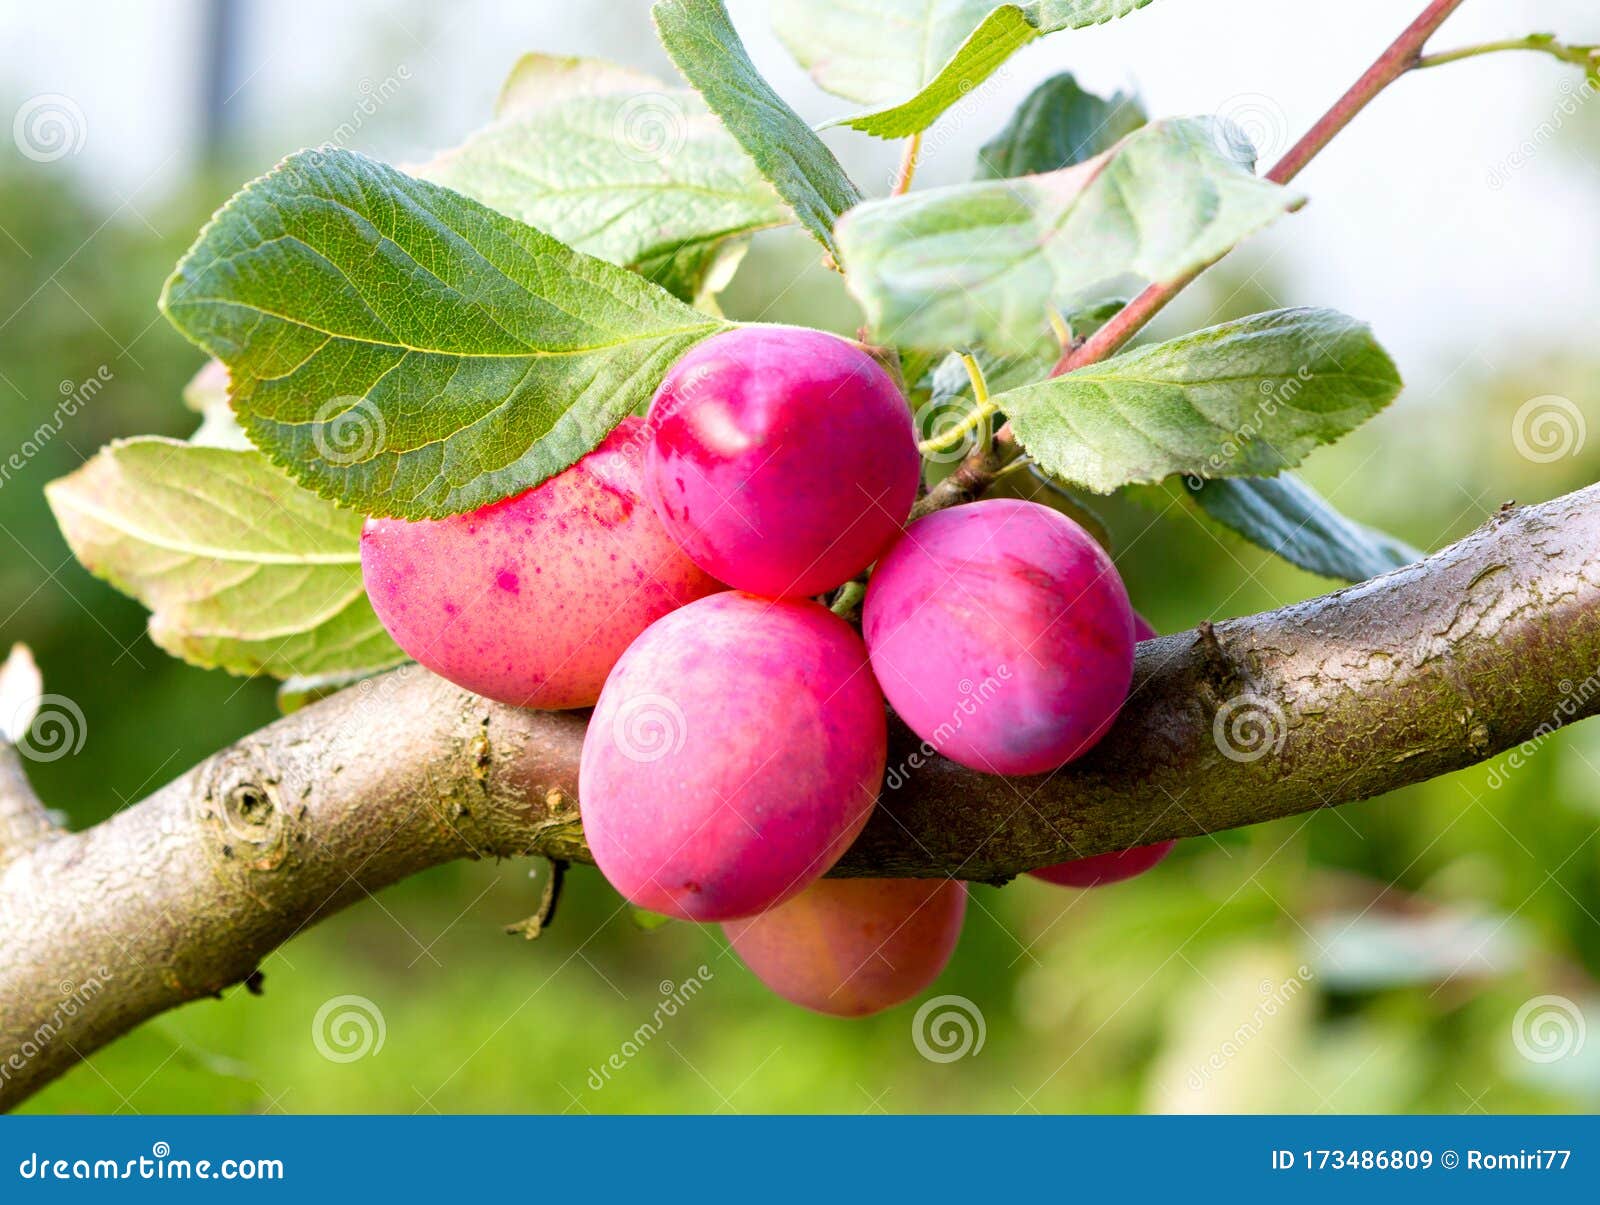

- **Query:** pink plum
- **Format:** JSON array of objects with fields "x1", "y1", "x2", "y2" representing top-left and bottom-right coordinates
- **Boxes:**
[
  {"x1": 724, "y1": 877, "x2": 967, "y2": 1017},
  {"x1": 361, "y1": 417, "x2": 723, "y2": 709},
  {"x1": 580, "y1": 591, "x2": 887, "y2": 922},
  {"x1": 642, "y1": 326, "x2": 920, "y2": 598},
  {"x1": 862, "y1": 498, "x2": 1135, "y2": 776},
  {"x1": 1029, "y1": 841, "x2": 1175, "y2": 887}
]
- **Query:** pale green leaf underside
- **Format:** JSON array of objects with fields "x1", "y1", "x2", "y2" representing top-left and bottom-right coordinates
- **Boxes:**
[
  {"x1": 45, "y1": 438, "x2": 406, "y2": 679},
  {"x1": 653, "y1": 0, "x2": 862, "y2": 259},
  {"x1": 837, "y1": 117, "x2": 1299, "y2": 356},
  {"x1": 418, "y1": 54, "x2": 789, "y2": 303},
  {"x1": 774, "y1": 0, "x2": 1158, "y2": 139},
  {"x1": 999, "y1": 308, "x2": 1404, "y2": 493},
  {"x1": 183, "y1": 358, "x2": 253, "y2": 449},
  {"x1": 1187, "y1": 473, "x2": 1421, "y2": 583},
  {"x1": 976, "y1": 72, "x2": 1147, "y2": 177},
  {"x1": 160, "y1": 148, "x2": 727, "y2": 520}
]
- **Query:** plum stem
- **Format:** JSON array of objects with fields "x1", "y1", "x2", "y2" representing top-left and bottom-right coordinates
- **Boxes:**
[
  {"x1": 917, "y1": 354, "x2": 996, "y2": 456},
  {"x1": 890, "y1": 131, "x2": 923, "y2": 196},
  {"x1": 829, "y1": 579, "x2": 866, "y2": 622}
]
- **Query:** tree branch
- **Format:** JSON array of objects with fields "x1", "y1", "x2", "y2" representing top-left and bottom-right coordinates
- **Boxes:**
[{"x1": 4, "y1": 483, "x2": 1599, "y2": 1107}]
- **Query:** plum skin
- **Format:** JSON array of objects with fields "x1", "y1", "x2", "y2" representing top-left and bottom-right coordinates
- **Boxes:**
[
  {"x1": 862, "y1": 498, "x2": 1135, "y2": 776},
  {"x1": 580, "y1": 591, "x2": 887, "y2": 922},
  {"x1": 724, "y1": 877, "x2": 967, "y2": 1017},
  {"x1": 1029, "y1": 841, "x2": 1175, "y2": 887},
  {"x1": 642, "y1": 326, "x2": 921, "y2": 598},
  {"x1": 360, "y1": 417, "x2": 722, "y2": 710}
]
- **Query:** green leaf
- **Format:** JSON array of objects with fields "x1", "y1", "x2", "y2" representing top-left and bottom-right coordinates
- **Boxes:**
[
  {"x1": 1186, "y1": 473, "x2": 1421, "y2": 583},
  {"x1": 45, "y1": 438, "x2": 407, "y2": 679},
  {"x1": 837, "y1": 118, "x2": 1300, "y2": 356},
  {"x1": 976, "y1": 73, "x2": 1146, "y2": 177},
  {"x1": 629, "y1": 907, "x2": 677, "y2": 932},
  {"x1": 653, "y1": 0, "x2": 862, "y2": 259},
  {"x1": 161, "y1": 148, "x2": 728, "y2": 520},
  {"x1": 773, "y1": 1, "x2": 1159, "y2": 139},
  {"x1": 996, "y1": 308, "x2": 1404, "y2": 493},
  {"x1": 417, "y1": 54, "x2": 789, "y2": 304}
]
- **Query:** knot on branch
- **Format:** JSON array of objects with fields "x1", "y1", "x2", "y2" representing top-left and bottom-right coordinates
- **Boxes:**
[{"x1": 194, "y1": 749, "x2": 295, "y2": 874}]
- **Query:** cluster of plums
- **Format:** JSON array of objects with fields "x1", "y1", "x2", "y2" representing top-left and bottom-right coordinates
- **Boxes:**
[{"x1": 362, "y1": 326, "x2": 1173, "y2": 1018}]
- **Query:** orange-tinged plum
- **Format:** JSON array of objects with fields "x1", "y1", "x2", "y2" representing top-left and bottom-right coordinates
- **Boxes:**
[
  {"x1": 724, "y1": 877, "x2": 967, "y2": 1016},
  {"x1": 580, "y1": 592, "x2": 887, "y2": 922},
  {"x1": 642, "y1": 326, "x2": 920, "y2": 597},
  {"x1": 360, "y1": 417, "x2": 722, "y2": 709},
  {"x1": 863, "y1": 498, "x2": 1135, "y2": 776}
]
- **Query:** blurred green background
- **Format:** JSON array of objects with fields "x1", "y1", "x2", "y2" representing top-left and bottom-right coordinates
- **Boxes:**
[{"x1": 3, "y1": 0, "x2": 1598, "y2": 1114}]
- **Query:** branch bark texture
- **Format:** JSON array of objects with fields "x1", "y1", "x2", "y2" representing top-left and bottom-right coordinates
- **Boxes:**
[{"x1": 2, "y1": 483, "x2": 1597, "y2": 1106}]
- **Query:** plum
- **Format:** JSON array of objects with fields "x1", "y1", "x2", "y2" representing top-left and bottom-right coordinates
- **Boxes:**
[
  {"x1": 1029, "y1": 841, "x2": 1175, "y2": 887},
  {"x1": 361, "y1": 417, "x2": 722, "y2": 709},
  {"x1": 580, "y1": 591, "x2": 887, "y2": 922},
  {"x1": 724, "y1": 877, "x2": 966, "y2": 1017},
  {"x1": 862, "y1": 498, "x2": 1135, "y2": 776},
  {"x1": 642, "y1": 326, "x2": 920, "y2": 597}
]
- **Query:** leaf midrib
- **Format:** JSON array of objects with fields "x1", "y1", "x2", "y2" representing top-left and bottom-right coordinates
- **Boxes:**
[{"x1": 50, "y1": 491, "x2": 362, "y2": 566}]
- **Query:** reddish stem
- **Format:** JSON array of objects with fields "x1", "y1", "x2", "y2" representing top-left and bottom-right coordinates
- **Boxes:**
[{"x1": 1050, "y1": 0, "x2": 1469, "y2": 377}]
